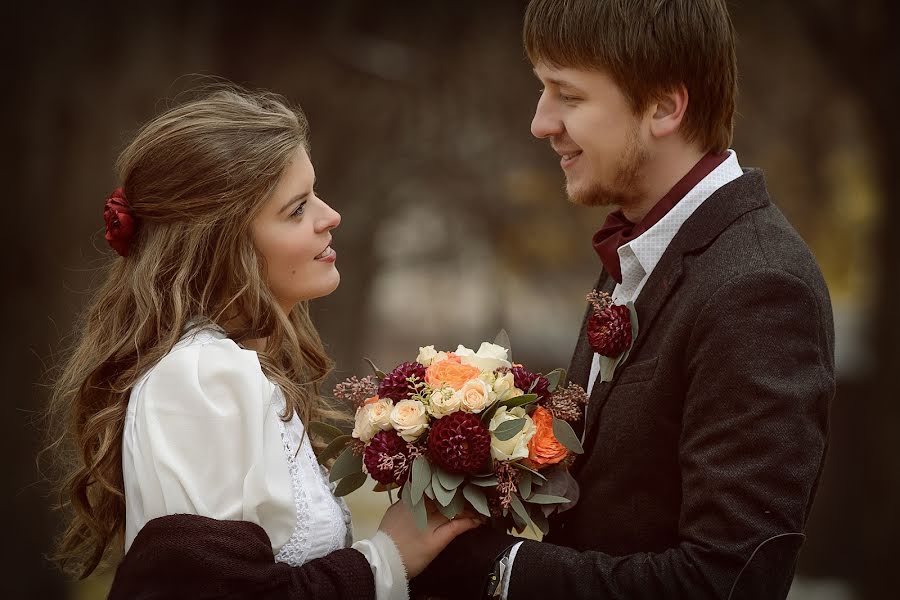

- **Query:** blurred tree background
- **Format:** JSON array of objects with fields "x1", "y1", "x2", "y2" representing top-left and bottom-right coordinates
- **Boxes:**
[{"x1": 5, "y1": 1, "x2": 897, "y2": 598}]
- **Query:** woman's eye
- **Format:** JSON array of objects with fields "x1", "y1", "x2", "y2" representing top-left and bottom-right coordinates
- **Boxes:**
[{"x1": 291, "y1": 201, "x2": 307, "y2": 218}]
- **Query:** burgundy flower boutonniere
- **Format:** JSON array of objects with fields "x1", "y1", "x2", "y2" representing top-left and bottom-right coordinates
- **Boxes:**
[{"x1": 586, "y1": 291, "x2": 639, "y2": 383}]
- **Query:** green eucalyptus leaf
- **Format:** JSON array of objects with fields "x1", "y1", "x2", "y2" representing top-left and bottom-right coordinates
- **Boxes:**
[
  {"x1": 493, "y1": 329, "x2": 512, "y2": 362},
  {"x1": 412, "y1": 496, "x2": 428, "y2": 531},
  {"x1": 432, "y1": 472, "x2": 456, "y2": 507},
  {"x1": 530, "y1": 504, "x2": 550, "y2": 536},
  {"x1": 469, "y1": 476, "x2": 499, "y2": 487},
  {"x1": 509, "y1": 494, "x2": 532, "y2": 530},
  {"x1": 329, "y1": 446, "x2": 362, "y2": 482},
  {"x1": 401, "y1": 480, "x2": 414, "y2": 510},
  {"x1": 492, "y1": 418, "x2": 526, "y2": 441},
  {"x1": 544, "y1": 369, "x2": 565, "y2": 393},
  {"x1": 411, "y1": 456, "x2": 432, "y2": 504},
  {"x1": 500, "y1": 394, "x2": 539, "y2": 410},
  {"x1": 317, "y1": 435, "x2": 352, "y2": 465},
  {"x1": 462, "y1": 484, "x2": 491, "y2": 517},
  {"x1": 437, "y1": 495, "x2": 460, "y2": 519},
  {"x1": 424, "y1": 481, "x2": 435, "y2": 500},
  {"x1": 309, "y1": 421, "x2": 345, "y2": 442},
  {"x1": 526, "y1": 493, "x2": 571, "y2": 505},
  {"x1": 518, "y1": 470, "x2": 533, "y2": 500},
  {"x1": 599, "y1": 354, "x2": 621, "y2": 383},
  {"x1": 333, "y1": 472, "x2": 367, "y2": 497},
  {"x1": 363, "y1": 357, "x2": 387, "y2": 380},
  {"x1": 511, "y1": 461, "x2": 547, "y2": 481},
  {"x1": 436, "y1": 467, "x2": 465, "y2": 491},
  {"x1": 480, "y1": 397, "x2": 505, "y2": 423},
  {"x1": 552, "y1": 417, "x2": 584, "y2": 454}
]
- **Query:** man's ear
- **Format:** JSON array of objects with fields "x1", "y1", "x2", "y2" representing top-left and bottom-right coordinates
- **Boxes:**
[{"x1": 649, "y1": 84, "x2": 689, "y2": 139}]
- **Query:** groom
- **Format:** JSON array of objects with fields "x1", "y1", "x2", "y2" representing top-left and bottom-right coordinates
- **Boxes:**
[{"x1": 412, "y1": 0, "x2": 834, "y2": 598}]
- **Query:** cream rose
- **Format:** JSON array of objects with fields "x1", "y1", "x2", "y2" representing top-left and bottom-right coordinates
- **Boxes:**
[
  {"x1": 390, "y1": 399, "x2": 429, "y2": 441},
  {"x1": 416, "y1": 345, "x2": 439, "y2": 367},
  {"x1": 491, "y1": 372, "x2": 524, "y2": 402},
  {"x1": 427, "y1": 387, "x2": 461, "y2": 418},
  {"x1": 456, "y1": 342, "x2": 512, "y2": 372},
  {"x1": 453, "y1": 378, "x2": 494, "y2": 414},
  {"x1": 489, "y1": 406, "x2": 536, "y2": 462},
  {"x1": 351, "y1": 398, "x2": 394, "y2": 442}
]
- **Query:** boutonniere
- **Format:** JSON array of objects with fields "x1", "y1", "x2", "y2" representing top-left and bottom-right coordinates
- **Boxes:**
[{"x1": 586, "y1": 291, "x2": 639, "y2": 383}]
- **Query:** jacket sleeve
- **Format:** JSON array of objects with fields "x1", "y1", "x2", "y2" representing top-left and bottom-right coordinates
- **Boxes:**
[
  {"x1": 109, "y1": 513, "x2": 377, "y2": 600},
  {"x1": 417, "y1": 270, "x2": 834, "y2": 600}
]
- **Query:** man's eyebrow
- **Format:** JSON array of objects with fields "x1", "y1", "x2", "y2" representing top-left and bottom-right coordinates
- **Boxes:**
[{"x1": 532, "y1": 70, "x2": 583, "y2": 91}]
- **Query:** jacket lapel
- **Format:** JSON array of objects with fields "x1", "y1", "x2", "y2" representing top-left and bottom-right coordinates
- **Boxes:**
[{"x1": 579, "y1": 169, "x2": 771, "y2": 442}]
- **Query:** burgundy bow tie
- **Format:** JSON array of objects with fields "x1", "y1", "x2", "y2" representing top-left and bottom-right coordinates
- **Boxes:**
[{"x1": 592, "y1": 152, "x2": 728, "y2": 283}]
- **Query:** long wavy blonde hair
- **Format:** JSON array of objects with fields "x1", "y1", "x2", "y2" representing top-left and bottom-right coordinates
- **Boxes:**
[{"x1": 47, "y1": 85, "x2": 342, "y2": 578}]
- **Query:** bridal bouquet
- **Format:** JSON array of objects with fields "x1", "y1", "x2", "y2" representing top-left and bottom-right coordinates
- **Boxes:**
[{"x1": 313, "y1": 337, "x2": 588, "y2": 535}]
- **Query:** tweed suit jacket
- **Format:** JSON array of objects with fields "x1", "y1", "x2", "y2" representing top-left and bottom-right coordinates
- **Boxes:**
[{"x1": 411, "y1": 169, "x2": 835, "y2": 599}]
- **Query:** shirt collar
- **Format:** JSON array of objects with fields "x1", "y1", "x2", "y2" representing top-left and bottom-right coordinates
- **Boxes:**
[{"x1": 620, "y1": 149, "x2": 744, "y2": 277}]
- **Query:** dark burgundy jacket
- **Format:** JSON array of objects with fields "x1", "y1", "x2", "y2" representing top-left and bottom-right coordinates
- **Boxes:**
[{"x1": 109, "y1": 514, "x2": 375, "y2": 600}]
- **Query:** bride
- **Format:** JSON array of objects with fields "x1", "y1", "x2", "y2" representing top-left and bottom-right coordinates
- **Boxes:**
[{"x1": 48, "y1": 85, "x2": 481, "y2": 599}]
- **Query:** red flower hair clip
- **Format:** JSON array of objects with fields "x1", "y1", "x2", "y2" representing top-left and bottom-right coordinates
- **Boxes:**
[{"x1": 103, "y1": 187, "x2": 138, "y2": 257}]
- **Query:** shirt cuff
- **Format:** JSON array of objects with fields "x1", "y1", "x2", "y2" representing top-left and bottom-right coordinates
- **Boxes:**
[
  {"x1": 352, "y1": 531, "x2": 409, "y2": 600},
  {"x1": 499, "y1": 541, "x2": 524, "y2": 599}
]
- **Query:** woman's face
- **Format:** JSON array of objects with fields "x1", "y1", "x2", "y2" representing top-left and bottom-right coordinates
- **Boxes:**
[{"x1": 251, "y1": 146, "x2": 341, "y2": 312}]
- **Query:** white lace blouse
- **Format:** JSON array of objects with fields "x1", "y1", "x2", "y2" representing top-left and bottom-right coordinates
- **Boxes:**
[{"x1": 122, "y1": 326, "x2": 407, "y2": 600}]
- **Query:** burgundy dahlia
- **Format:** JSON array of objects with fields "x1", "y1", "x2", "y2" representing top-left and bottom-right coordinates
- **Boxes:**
[
  {"x1": 363, "y1": 430, "x2": 412, "y2": 485},
  {"x1": 509, "y1": 366, "x2": 550, "y2": 401},
  {"x1": 427, "y1": 412, "x2": 491, "y2": 475},
  {"x1": 587, "y1": 304, "x2": 632, "y2": 357},
  {"x1": 377, "y1": 361, "x2": 427, "y2": 401}
]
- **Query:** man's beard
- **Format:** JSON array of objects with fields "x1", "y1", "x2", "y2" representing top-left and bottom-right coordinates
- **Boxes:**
[{"x1": 568, "y1": 125, "x2": 648, "y2": 208}]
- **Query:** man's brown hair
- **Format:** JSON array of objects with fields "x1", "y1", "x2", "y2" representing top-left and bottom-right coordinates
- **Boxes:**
[{"x1": 524, "y1": 0, "x2": 737, "y2": 153}]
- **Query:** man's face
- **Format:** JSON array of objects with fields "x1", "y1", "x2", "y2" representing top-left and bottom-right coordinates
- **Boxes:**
[{"x1": 531, "y1": 62, "x2": 649, "y2": 208}]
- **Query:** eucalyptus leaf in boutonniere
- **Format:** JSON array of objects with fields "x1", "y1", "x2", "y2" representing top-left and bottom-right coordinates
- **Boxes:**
[{"x1": 586, "y1": 290, "x2": 639, "y2": 383}]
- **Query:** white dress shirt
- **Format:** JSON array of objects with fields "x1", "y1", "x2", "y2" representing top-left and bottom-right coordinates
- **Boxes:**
[{"x1": 500, "y1": 150, "x2": 744, "y2": 599}]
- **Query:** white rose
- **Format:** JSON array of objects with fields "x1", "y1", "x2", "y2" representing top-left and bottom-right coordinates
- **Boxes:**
[
  {"x1": 457, "y1": 342, "x2": 511, "y2": 372},
  {"x1": 489, "y1": 406, "x2": 536, "y2": 462},
  {"x1": 453, "y1": 378, "x2": 494, "y2": 414},
  {"x1": 351, "y1": 398, "x2": 394, "y2": 443},
  {"x1": 390, "y1": 399, "x2": 429, "y2": 442},
  {"x1": 416, "y1": 345, "x2": 439, "y2": 367},
  {"x1": 491, "y1": 372, "x2": 524, "y2": 402},
  {"x1": 427, "y1": 387, "x2": 461, "y2": 418}
]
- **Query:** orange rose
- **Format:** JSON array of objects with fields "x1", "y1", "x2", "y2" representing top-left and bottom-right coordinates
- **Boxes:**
[
  {"x1": 425, "y1": 359, "x2": 480, "y2": 390},
  {"x1": 528, "y1": 406, "x2": 568, "y2": 468}
]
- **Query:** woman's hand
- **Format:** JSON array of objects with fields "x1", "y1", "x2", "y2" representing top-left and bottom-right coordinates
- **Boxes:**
[{"x1": 377, "y1": 499, "x2": 484, "y2": 578}]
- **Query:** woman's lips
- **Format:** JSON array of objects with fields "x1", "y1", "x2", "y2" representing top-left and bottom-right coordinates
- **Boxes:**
[{"x1": 314, "y1": 246, "x2": 336, "y2": 262}]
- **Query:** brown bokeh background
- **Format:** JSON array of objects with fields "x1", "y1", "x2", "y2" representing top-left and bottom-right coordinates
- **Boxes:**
[{"x1": 6, "y1": 1, "x2": 898, "y2": 598}]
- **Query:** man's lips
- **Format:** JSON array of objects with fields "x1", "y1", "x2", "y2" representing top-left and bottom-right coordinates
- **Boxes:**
[{"x1": 558, "y1": 150, "x2": 582, "y2": 169}]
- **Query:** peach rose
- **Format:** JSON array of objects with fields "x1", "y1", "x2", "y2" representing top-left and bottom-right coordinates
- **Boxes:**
[
  {"x1": 352, "y1": 397, "x2": 394, "y2": 442},
  {"x1": 527, "y1": 406, "x2": 568, "y2": 468},
  {"x1": 425, "y1": 358, "x2": 481, "y2": 390},
  {"x1": 454, "y1": 378, "x2": 494, "y2": 413}
]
